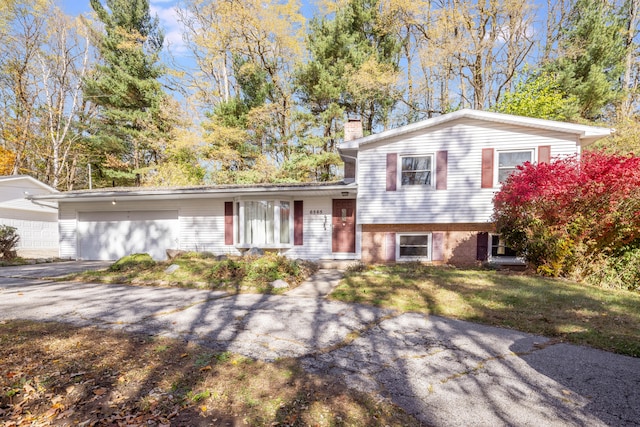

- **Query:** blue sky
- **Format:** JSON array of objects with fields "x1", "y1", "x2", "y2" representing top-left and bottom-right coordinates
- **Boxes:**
[
  {"x1": 60, "y1": 0, "x2": 189, "y2": 56},
  {"x1": 59, "y1": 0, "x2": 319, "y2": 60}
]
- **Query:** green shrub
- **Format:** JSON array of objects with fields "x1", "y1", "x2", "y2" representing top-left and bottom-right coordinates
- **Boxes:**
[
  {"x1": 580, "y1": 248, "x2": 640, "y2": 291},
  {"x1": 0, "y1": 225, "x2": 20, "y2": 260},
  {"x1": 208, "y1": 253, "x2": 309, "y2": 289},
  {"x1": 109, "y1": 253, "x2": 156, "y2": 272},
  {"x1": 208, "y1": 257, "x2": 246, "y2": 283},
  {"x1": 176, "y1": 251, "x2": 217, "y2": 260}
]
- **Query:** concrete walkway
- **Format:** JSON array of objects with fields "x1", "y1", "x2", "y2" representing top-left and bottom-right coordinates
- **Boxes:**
[
  {"x1": 1, "y1": 263, "x2": 639, "y2": 426},
  {"x1": 285, "y1": 268, "x2": 344, "y2": 298}
]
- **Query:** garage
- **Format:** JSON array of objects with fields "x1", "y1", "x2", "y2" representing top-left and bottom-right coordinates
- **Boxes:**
[{"x1": 77, "y1": 210, "x2": 179, "y2": 261}]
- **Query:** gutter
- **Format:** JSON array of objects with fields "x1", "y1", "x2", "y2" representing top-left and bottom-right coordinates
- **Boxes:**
[{"x1": 29, "y1": 182, "x2": 359, "y2": 202}]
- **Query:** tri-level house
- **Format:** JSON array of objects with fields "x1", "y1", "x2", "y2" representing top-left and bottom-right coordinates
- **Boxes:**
[
  {"x1": 31, "y1": 109, "x2": 611, "y2": 264},
  {"x1": 339, "y1": 109, "x2": 610, "y2": 265}
]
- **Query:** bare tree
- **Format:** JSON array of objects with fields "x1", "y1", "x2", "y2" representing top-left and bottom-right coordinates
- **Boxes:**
[
  {"x1": 37, "y1": 8, "x2": 93, "y2": 189},
  {"x1": 0, "y1": 0, "x2": 47, "y2": 175},
  {"x1": 621, "y1": 0, "x2": 640, "y2": 118}
]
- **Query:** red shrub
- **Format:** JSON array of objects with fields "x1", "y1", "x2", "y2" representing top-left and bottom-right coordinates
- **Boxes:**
[{"x1": 493, "y1": 151, "x2": 640, "y2": 277}]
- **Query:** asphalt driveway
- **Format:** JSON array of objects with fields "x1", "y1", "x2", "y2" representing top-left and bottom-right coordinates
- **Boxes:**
[
  {"x1": 0, "y1": 260, "x2": 112, "y2": 278},
  {"x1": 0, "y1": 263, "x2": 638, "y2": 426}
]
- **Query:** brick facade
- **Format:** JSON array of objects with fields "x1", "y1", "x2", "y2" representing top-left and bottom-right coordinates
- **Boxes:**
[{"x1": 361, "y1": 223, "x2": 495, "y2": 265}]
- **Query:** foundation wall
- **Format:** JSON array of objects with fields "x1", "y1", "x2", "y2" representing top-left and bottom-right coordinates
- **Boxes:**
[{"x1": 361, "y1": 223, "x2": 495, "y2": 265}]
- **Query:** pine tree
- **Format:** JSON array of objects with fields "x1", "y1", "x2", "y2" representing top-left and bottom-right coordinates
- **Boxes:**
[
  {"x1": 297, "y1": 0, "x2": 400, "y2": 135},
  {"x1": 546, "y1": 0, "x2": 626, "y2": 120},
  {"x1": 84, "y1": 0, "x2": 167, "y2": 186},
  {"x1": 294, "y1": 0, "x2": 401, "y2": 180}
]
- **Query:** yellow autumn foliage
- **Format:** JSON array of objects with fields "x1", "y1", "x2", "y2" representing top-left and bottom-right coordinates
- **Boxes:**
[{"x1": 0, "y1": 147, "x2": 16, "y2": 175}]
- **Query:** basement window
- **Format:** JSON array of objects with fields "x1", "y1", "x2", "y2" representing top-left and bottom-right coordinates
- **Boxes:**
[
  {"x1": 397, "y1": 233, "x2": 432, "y2": 261},
  {"x1": 488, "y1": 234, "x2": 524, "y2": 265}
]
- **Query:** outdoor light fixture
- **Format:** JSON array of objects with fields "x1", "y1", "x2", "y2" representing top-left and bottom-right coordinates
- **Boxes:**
[
  {"x1": 341, "y1": 191, "x2": 349, "y2": 196},
  {"x1": 112, "y1": 199, "x2": 117, "y2": 205}
]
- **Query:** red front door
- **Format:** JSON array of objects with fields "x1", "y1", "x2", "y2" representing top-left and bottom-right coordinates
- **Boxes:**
[{"x1": 332, "y1": 199, "x2": 356, "y2": 253}]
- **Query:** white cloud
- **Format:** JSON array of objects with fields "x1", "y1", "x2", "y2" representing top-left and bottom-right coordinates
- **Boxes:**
[{"x1": 150, "y1": 2, "x2": 188, "y2": 56}]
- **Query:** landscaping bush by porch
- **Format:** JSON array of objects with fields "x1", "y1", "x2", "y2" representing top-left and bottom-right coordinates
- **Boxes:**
[{"x1": 72, "y1": 252, "x2": 317, "y2": 293}]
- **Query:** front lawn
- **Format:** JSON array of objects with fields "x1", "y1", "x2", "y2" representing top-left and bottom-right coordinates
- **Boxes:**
[
  {"x1": 331, "y1": 264, "x2": 640, "y2": 357},
  {"x1": 0, "y1": 320, "x2": 419, "y2": 426}
]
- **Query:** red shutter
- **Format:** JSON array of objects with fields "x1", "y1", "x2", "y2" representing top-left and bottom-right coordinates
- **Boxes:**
[
  {"x1": 224, "y1": 202, "x2": 234, "y2": 245},
  {"x1": 436, "y1": 151, "x2": 448, "y2": 190},
  {"x1": 481, "y1": 148, "x2": 494, "y2": 189},
  {"x1": 432, "y1": 232, "x2": 445, "y2": 261},
  {"x1": 476, "y1": 232, "x2": 489, "y2": 261},
  {"x1": 386, "y1": 153, "x2": 397, "y2": 191},
  {"x1": 294, "y1": 200, "x2": 303, "y2": 246},
  {"x1": 385, "y1": 232, "x2": 396, "y2": 262},
  {"x1": 538, "y1": 145, "x2": 551, "y2": 164}
]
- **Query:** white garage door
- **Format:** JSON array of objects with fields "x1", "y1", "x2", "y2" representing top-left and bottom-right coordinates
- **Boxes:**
[
  {"x1": 77, "y1": 211, "x2": 179, "y2": 261},
  {"x1": 0, "y1": 218, "x2": 59, "y2": 250}
]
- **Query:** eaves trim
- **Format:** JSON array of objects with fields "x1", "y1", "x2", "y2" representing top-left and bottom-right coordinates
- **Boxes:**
[
  {"x1": 29, "y1": 182, "x2": 358, "y2": 202},
  {"x1": 339, "y1": 109, "x2": 612, "y2": 150}
]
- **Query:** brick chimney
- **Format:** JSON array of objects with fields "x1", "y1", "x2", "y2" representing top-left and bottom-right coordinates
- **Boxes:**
[
  {"x1": 342, "y1": 119, "x2": 361, "y2": 183},
  {"x1": 344, "y1": 118, "x2": 363, "y2": 142}
]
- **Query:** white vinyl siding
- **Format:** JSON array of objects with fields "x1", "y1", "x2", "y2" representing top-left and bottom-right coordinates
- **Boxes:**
[
  {"x1": 285, "y1": 198, "x2": 334, "y2": 260},
  {"x1": 357, "y1": 118, "x2": 580, "y2": 224},
  {"x1": 179, "y1": 200, "x2": 238, "y2": 255},
  {"x1": 57, "y1": 196, "x2": 336, "y2": 261},
  {"x1": 58, "y1": 204, "x2": 78, "y2": 259}
]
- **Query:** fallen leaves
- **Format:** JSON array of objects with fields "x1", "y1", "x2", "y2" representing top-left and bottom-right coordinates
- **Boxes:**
[
  {"x1": 92, "y1": 387, "x2": 107, "y2": 396},
  {"x1": 0, "y1": 320, "x2": 420, "y2": 426}
]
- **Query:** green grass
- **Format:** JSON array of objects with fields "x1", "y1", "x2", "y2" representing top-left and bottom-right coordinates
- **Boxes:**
[{"x1": 331, "y1": 264, "x2": 640, "y2": 357}]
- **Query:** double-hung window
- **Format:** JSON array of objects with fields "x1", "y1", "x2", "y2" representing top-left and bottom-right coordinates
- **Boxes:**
[
  {"x1": 497, "y1": 150, "x2": 533, "y2": 183},
  {"x1": 397, "y1": 233, "x2": 432, "y2": 261},
  {"x1": 238, "y1": 200, "x2": 291, "y2": 246},
  {"x1": 401, "y1": 155, "x2": 433, "y2": 187}
]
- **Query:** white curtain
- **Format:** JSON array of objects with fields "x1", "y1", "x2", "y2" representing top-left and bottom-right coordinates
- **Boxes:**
[
  {"x1": 243, "y1": 201, "x2": 275, "y2": 245},
  {"x1": 280, "y1": 201, "x2": 290, "y2": 244}
]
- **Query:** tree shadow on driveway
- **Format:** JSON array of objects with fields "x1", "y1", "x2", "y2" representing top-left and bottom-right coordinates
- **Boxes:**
[{"x1": 2, "y1": 271, "x2": 639, "y2": 426}]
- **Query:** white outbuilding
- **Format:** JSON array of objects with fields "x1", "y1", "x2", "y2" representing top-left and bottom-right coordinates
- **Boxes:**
[{"x1": 0, "y1": 175, "x2": 59, "y2": 258}]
